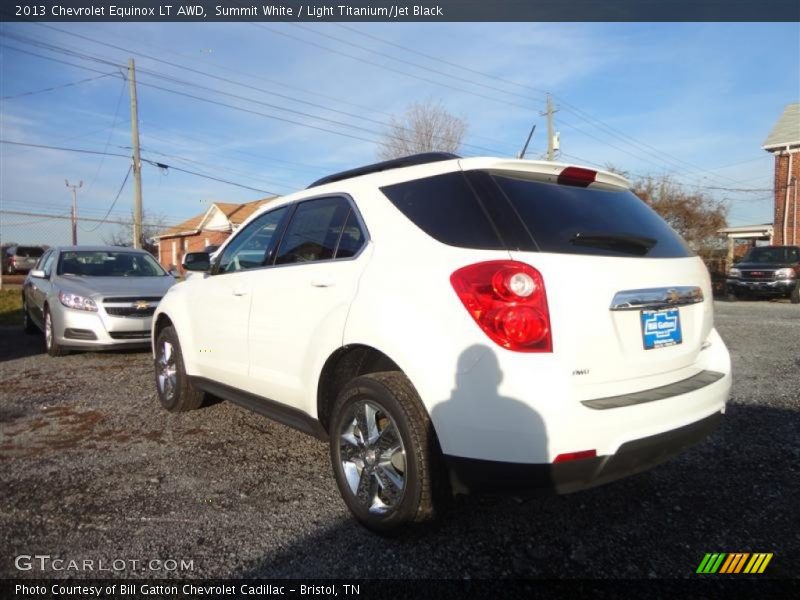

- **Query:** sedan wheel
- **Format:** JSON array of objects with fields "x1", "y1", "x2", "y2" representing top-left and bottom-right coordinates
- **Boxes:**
[{"x1": 44, "y1": 307, "x2": 68, "y2": 356}]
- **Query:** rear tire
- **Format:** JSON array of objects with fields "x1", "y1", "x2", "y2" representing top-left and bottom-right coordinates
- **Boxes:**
[
  {"x1": 154, "y1": 325, "x2": 204, "y2": 412},
  {"x1": 791, "y1": 282, "x2": 800, "y2": 304},
  {"x1": 44, "y1": 307, "x2": 68, "y2": 357},
  {"x1": 329, "y1": 371, "x2": 447, "y2": 535}
]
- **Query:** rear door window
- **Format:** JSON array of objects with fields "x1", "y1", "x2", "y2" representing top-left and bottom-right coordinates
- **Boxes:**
[{"x1": 274, "y1": 197, "x2": 352, "y2": 265}]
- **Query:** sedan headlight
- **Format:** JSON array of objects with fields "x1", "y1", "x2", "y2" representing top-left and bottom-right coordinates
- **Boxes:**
[
  {"x1": 775, "y1": 268, "x2": 797, "y2": 279},
  {"x1": 58, "y1": 291, "x2": 98, "y2": 312},
  {"x1": 728, "y1": 268, "x2": 741, "y2": 278}
]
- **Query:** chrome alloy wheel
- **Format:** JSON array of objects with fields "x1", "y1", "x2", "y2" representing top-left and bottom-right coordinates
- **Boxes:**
[
  {"x1": 157, "y1": 340, "x2": 177, "y2": 401},
  {"x1": 44, "y1": 310, "x2": 52, "y2": 349},
  {"x1": 339, "y1": 400, "x2": 407, "y2": 515}
]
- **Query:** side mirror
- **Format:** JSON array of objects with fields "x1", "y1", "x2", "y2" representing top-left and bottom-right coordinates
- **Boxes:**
[
  {"x1": 30, "y1": 269, "x2": 46, "y2": 279},
  {"x1": 168, "y1": 268, "x2": 180, "y2": 278},
  {"x1": 183, "y1": 252, "x2": 211, "y2": 272}
]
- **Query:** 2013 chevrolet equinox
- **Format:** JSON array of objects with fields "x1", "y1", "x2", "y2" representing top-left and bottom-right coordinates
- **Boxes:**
[{"x1": 152, "y1": 153, "x2": 732, "y2": 533}]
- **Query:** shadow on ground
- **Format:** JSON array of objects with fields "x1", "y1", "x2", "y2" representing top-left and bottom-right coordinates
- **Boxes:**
[{"x1": 242, "y1": 402, "x2": 799, "y2": 579}]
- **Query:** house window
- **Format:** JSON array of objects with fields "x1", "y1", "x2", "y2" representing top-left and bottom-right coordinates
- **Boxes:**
[{"x1": 171, "y1": 241, "x2": 177, "y2": 266}]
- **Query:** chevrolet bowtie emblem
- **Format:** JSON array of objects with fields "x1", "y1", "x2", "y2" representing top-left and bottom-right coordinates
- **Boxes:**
[{"x1": 134, "y1": 300, "x2": 150, "y2": 310}]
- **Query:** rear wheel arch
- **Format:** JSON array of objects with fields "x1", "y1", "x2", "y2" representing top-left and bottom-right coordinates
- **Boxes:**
[{"x1": 317, "y1": 344, "x2": 407, "y2": 433}]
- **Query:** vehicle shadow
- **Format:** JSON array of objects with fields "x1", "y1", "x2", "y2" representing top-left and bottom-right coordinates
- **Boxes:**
[
  {"x1": 239, "y1": 399, "x2": 798, "y2": 579},
  {"x1": 0, "y1": 325, "x2": 44, "y2": 362}
]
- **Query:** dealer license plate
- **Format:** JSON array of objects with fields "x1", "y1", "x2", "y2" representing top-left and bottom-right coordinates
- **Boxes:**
[{"x1": 640, "y1": 308, "x2": 682, "y2": 350}]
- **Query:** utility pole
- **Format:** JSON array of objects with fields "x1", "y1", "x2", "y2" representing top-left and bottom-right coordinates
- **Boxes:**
[
  {"x1": 545, "y1": 94, "x2": 556, "y2": 161},
  {"x1": 128, "y1": 57, "x2": 143, "y2": 249},
  {"x1": 65, "y1": 180, "x2": 83, "y2": 245}
]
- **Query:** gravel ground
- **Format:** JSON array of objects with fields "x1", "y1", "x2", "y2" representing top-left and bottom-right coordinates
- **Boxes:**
[{"x1": 1, "y1": 300, "x2": 798, "y2": 580}]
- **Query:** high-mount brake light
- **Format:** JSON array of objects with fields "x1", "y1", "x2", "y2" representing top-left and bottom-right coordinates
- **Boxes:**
[
  {"x1": 450, "y1": 261, "x2": 552, "y2": 353},
  {"x1": 557, "y1": 166, "x2": 597, "y2": 187}
]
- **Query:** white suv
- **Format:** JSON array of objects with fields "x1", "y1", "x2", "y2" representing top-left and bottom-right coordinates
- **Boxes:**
[{"x1": 153, "y1": 153, "x2": 732, "y2": 533}]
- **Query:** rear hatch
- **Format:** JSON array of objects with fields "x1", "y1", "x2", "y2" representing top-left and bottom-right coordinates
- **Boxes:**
[
  {"x1": 380, "y1": 159, "x2": 713, "y2": 397},
  {"x1": 486, "y1": 167, "x2": 712, "y2": 391}
]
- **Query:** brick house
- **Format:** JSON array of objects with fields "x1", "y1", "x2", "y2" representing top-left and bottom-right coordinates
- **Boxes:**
[
  {"x1": 154, "y1": 197, "x2": 274, "y2": 270},
  {"x1": 763, "y1": 103, "x2": 800, "y2": 246}
]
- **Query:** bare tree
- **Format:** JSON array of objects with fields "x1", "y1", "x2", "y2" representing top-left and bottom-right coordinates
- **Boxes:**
[
  {"x1": 378, "y1": 100, "x2": 467, "y2": 160},
  {"x1": 103, "y1": 210, "x2": 167, "y2": 257},
  {"x1": 630, "y1": 174, "x2": 728, "y2": 258}
]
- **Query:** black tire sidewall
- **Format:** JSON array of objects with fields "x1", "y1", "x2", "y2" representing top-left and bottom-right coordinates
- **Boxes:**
[
  {"x1": 329, "y1": 377, "x2": 424, "y2": 534},
  {"x1": 155, "y1": 326, "x2": 184, "y2": 411},
  {"x1": 154, "y1": 325, "x2": 202, "y2": 412}
]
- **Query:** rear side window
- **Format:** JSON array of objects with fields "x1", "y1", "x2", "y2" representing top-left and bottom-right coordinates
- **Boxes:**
[
  {"x1": 380, "y1": 172, "x2": 504, "y2": 250},
  {"x1": 493, "y1": 175, "x2": 692, "y2": 258}
]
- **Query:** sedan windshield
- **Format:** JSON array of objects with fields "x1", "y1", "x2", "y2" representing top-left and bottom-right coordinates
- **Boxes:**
[{"x1": 57, "y1": 251, "x2": 167, "y2": 277}]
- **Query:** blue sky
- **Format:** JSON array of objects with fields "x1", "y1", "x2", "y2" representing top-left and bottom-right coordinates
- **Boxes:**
[{"x1": 1, "y1": 21, "x2": 798, "y2": 245}]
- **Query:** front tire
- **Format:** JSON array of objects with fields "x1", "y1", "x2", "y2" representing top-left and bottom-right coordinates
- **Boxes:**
[
  {"x1": 154, "y1": 325, "x2": 204, "y2": 412},
  {"x1": 44, "y1": 307, "x2": 68, "y2": 357},
  {"x1": 329, "y1": 372, "x2": 446, "y2": 535}
]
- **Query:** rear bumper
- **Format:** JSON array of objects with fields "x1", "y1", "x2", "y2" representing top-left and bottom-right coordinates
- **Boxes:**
[
  {"x1": 445, "y1": 411, "x2": 722, "y2": 494},
  {"x1": 727, "y1": 278, "x2": 796, "y2": 295}
]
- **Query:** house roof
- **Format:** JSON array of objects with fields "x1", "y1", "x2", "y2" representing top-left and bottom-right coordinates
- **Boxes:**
[
  {"x1": 215, "y1": 198, "x2": 272, "y2": 225},
  {"x1": 763, "y1": 103, "x2": 800, "y2": 150},
  {"x1": 154, "y1": 197, "x2": 275, "y2": 240},
  {"x1": 154, "y1": 213, "x2": 206, "y2": 239}
]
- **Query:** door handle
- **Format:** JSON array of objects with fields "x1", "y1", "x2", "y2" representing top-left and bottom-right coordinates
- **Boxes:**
[
  {"x1": 232, "y1": 288, "x2": 249, "y2": 296},
  {"x1": 311, "y1": 280, "x2": 335, "y2": 288}
]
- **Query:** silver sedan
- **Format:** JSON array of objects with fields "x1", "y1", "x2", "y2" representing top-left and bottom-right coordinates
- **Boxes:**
[{"x1": 22, "y1": 246, "x2": 177, "y2": 356}]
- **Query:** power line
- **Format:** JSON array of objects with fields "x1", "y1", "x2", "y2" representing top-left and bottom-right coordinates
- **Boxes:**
[
  {"x1": 83, "y1": 76, "x2": 129, "y2": 195},
  {"x1": 82, "y1": 165, "x2": 132, "y2": 232},
  {"x1": 27, "y1": 25, "x2": 507, "y2": 156},
  {"x1": 0, "y1": 140, "x2": 278, "y2": 195},
  {"x1": 328, "y1": 23, "x2": 750, "y2": 187},
  {"x1": 1, "y1": 72, "x2": 117, "y2": 100}
]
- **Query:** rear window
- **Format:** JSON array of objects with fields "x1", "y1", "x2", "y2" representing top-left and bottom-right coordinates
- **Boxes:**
[
  {"x1": 380, "y1": 170, "x2": 692, "y2": 258},
  {"x1": 493, "y1": 175, "x2": 693, "y2": 258},
  {"x1": 16, "y1": 246, "x2": 44, "y2": 258}
]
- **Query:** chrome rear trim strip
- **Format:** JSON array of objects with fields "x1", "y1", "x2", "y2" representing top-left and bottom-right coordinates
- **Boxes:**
[{"x1": 610, "y1": 285, "x2": 703, "y2": 311}]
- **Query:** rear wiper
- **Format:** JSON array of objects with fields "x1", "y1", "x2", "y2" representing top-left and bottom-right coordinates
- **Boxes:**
[{"x1": 570, "y1": 232, "x2": 657, "y2": 255}]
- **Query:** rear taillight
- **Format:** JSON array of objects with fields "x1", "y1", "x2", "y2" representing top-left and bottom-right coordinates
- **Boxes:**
[
  {"x1": 450, "y1": 261, "x2": 552, "y2": 352},
  {"x1": 557, "y1": 166, "x2": 596, "y2": 187}
]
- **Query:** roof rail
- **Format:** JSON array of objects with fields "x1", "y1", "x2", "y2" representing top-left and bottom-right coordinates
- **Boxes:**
[{"x1": 307, "y1": 152, "x2": 460, "y2": 189}]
